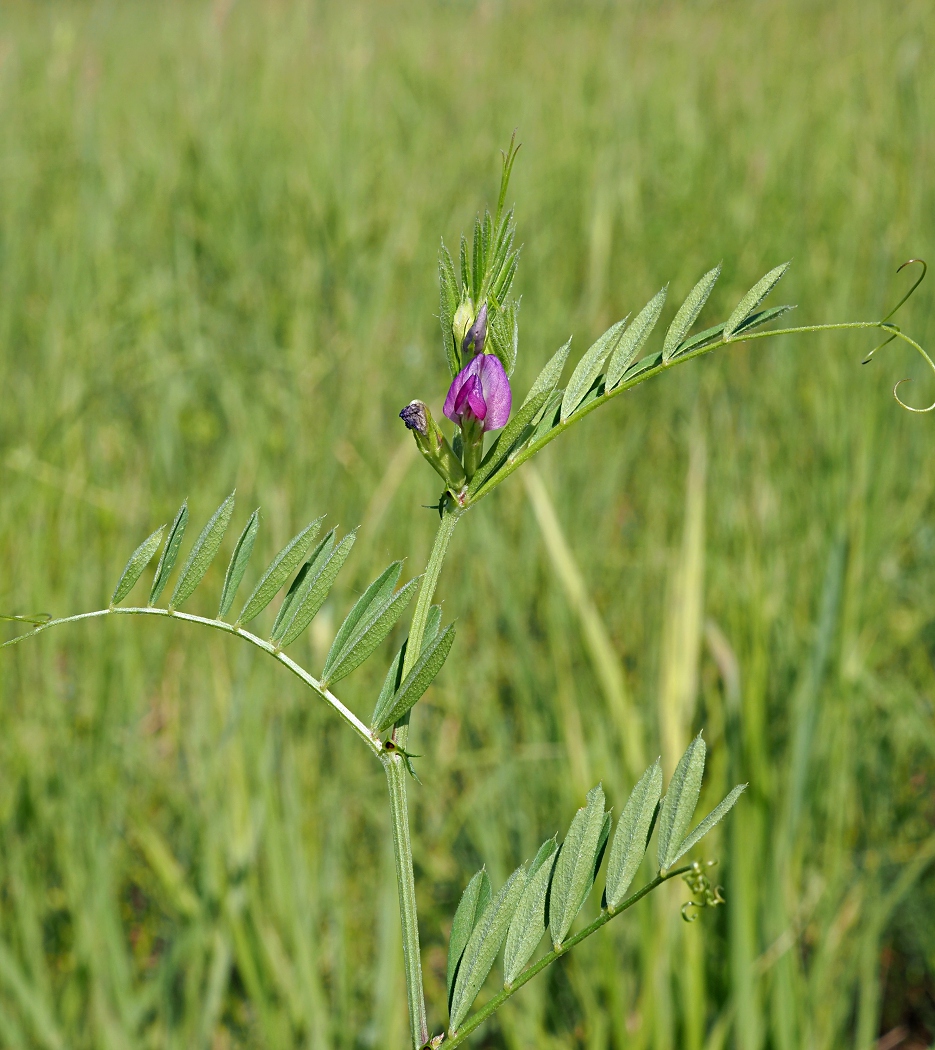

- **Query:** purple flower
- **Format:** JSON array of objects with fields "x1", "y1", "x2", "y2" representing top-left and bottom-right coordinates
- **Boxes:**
[{"x1": 443, "y1": 353, "x2": 512, "y2": 432}]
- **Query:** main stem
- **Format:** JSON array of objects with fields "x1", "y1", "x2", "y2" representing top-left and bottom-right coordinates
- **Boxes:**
[{"x1": 386, "y1": 505, "x2": 461, "y2": 1049}]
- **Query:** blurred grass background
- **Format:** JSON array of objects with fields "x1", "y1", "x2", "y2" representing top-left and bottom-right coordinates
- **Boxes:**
[{"x1": 1, "y1": 0, "x2": 934, "y2": 1047}]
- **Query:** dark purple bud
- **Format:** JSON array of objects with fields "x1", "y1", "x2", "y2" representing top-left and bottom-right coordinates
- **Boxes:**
[
  {"x1": 461, "y1": 303, "x2": 488, "y2": 357},
  {"x1": 399, "y1": 400, "x2": 429, "y2": 435},
  {"x1": 443, "y1": 352, "x2": 512, "y2": 432}
]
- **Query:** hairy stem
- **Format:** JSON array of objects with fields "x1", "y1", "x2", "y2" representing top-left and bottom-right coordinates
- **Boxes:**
[
  {"x1": 0, "y1": 606, "x2": 381, "y2": 753},
  {"x1": 444, "y1": 865, "x2": 692, "y2": 1048},
  {"x1": 386, "y1": 504, "x2": 460, "y2": 1049}
]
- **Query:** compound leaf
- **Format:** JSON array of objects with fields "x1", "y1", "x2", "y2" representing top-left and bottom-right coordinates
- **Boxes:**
[
  {"x1": 112, "y1": 526, "x2": 165, "y2": 606},
  {"x1": 447, "y1": 869, "x2": 492, "y2": 1001},
  {"x1": 449, "y1": 866, "x2": 527, "y2": 1034},
  {"x1": 218, "y1": 509, "x2": 260, "y2": 619},
  {"x1": 548, "y1": 784, "x2": 606, "y2": 948},
  {"x1": 270, "y1": 530, "x2": 336, "y2": 641},
  {"x1": 663, "y1": 265, "x2": 721, "y2": 362},
  {"x1": 372, "y1": 621, "x2": 455, "y2": 732},
  {"x1": 277, "y1": 531, "x2": 357, "y2": 648},
  {"x1": 668, "y1": 783, "x2": 747, "y2": 865},
  {"x1": 561, "y1": 319, "x2": 627, "y2": 422},
  {"x1": 236, "y1": 517, "x2": 324, "y2": 626},
  {"x1": 150, "y1": 501, "x2": 188, "y2": 605},
  {"x1": 169, "y1": 492, "x2": 235, "y2": 609},
  {"x1": 605, "y1": 759, "x2": 663, "y2": 910},
  {"x1": 657, "y1": 734, "x2": 706, "y2": 872},
  {"x1": 724, "y1": 261, "x2": 791, "y2": 338},
  {"x1": 503, "y1": 837, "x2": 558, "y2": 987},
  {"x1": 606, "y1": 286, "x2": 668, "y2": 389}
]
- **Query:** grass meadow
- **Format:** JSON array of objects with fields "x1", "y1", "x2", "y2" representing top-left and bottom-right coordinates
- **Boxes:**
[{"x1": 1, "y1": 0, "x2": 934, "y2": 1047}]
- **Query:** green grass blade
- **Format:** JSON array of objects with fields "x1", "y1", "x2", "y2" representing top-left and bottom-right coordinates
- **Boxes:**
[
  {"x1": 662, "y1": 264, "x2": 721, "y2": 362},
  {"x1": 218, "y1": 508, "x2": 260, "y2": 619},
  {"x1": 548, "y1": 783, "x2": 606, "y2": 947},
  {"x1": 149, "y1": 501, "x2": 188, "y2": 605},
  {"x1": 605, "y1": 759, "x2": 663, "y2": 910},
  {"x1": 169, "y1": 492, "x2": 235, "y2": 609},
  {"x1": 111, "y1": 526, "x2": 165, "y2": 606},
  {"x1": 236, "y1": 517, "x2": 324, "y2": 626}
]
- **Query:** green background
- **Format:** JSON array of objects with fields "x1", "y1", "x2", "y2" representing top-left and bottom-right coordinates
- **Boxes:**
[{"x1": 1, "y1": 0, "x2": 934, "y2": 1046}]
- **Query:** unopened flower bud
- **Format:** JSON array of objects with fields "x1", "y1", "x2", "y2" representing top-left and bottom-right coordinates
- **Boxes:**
[
  {"x1": 451, "y1": 298, "x2": 475, "y2": 352},
  {"x1": 399, "y1": 400, "x2": 467, "y2": 494},
  {"x1": 461, "y1": 302, "x2": 488, "y2": 357}
]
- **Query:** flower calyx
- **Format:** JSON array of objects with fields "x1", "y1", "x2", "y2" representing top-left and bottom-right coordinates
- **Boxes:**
[{"x1": 399, "y1": 400, "x2": 467, "y2": 497}]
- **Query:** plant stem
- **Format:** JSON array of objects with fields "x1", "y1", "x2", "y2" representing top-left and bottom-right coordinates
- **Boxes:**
[
  {"x1": 443, "y1": 865, "x2": 693, "y2": 1048},
  {"x1": 384, "y1": 504, "x2": 460, "y2": 1049}
]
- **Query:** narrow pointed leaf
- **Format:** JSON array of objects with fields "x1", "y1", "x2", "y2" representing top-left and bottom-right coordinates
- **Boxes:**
[
  {"x1": 606, "y1": 286, "x2": 668, "y2": 389},
  {"x1": 373, "y1": 622, "x2": 456, "y2": 732},
  {"x1": 449, "y1": 866, "x2": 527, "y2": 1034},
  {"x1": 621, "y1": 350, "x2": 663, "y2": 384},
  {"x1": 277, "y1": 531, "x2": 357, "y2": 648},
  {"x1": 503, "y1": 838, "x2": 558, "y2": 986},
  {"x1": 322, "y1": 562, "x2": 402, "y2": 676},
  {"x1": 668, "y1": 783, "x2": 747, "y2": 865},
  {"x1": 561, "y1": 319, "x2": 627, "y2": 422},
  {"x1": 663, "y1": 264, "x2": 721, "y2": 362},
  {"x1": 321, "y1": 575, "x2": 419, "y2": 687},
  {"x1": 371, "y1": 606, "x2": 442, "y2": 728},
  {"x1": 548, "y1": 784, "x2": 607, "y2": 947},
  {"x1": 112, "y1": 526, "x2": 165, "y2": 606},
  {"x1": 605, "y1": 759, "x2": 663, "y2": 910},
  {"x1": 723, "y1": 262, "x2": 791, "y2": 338},
  {"x1": 270, "y1": 530, "x2": 336, "y2": 641},
  {"x1": 469, "y1": 389, "x2": 549, "y2": 495},
  {"x1": 439, "y1": 241, "x2": 460, "y2": 376},
  {"x1": 459, "y1": 234, "x2": 470, "y2": 293},
  {"x1": 218, "y1": 509, "x2": 260, "y2": 619},
  {"x1": 657, "y1": 734, "x2": 706, "y2": 871},
  {"x1": 447, "y1": 869, "x2": 492, "y2": 1000},
  {"x1": 150, "y1": 502, "x2": 188, "y2": 605},
  {"x1": 169, "y1": 492, "x2": 235, "y2": 609},
  {"x1": 236, "y1": 517, "x2": 324, "y2": 626},
  {"x1": 734, "y1": 303, "x2": 796, "y2": 335},
  {"x1": 523, "y1": 338, "x2": 572, "y2": 408},
  {"x1": 526, "y1": 389, "x2": 564, "y2": 448},
  {"x1": 586, "y1": 811, "x2": 612, "y2": 900},
  {"x1": 488, "y1": 300, "x2": 519, "y2": 376},
  {"x1": 472, "y1": 216, "x2": 483, "y2": 300}
]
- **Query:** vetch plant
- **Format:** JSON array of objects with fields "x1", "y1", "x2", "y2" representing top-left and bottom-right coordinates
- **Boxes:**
[{"x1": 2, "y1": 139, "x2": 931, "y2": 1049}]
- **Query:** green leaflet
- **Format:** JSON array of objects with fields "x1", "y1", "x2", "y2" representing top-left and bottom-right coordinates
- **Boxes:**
[
  {"x1": 523, "y1": 338, "x2": 572, "y2": 408},
  {"x1": 606, "y1": 286, "x2": 667, "y2": 389},
  {"x1": 446, "y1": 868, "x2": 492, "y2": 1001},
  {"x1": 662, "y1": 264, "x2": 721, "y2": 362},
  {"x1": 586, "y1": 811, "x2": 612, "y2": 901},
  {"x1": 372, "y1": 621, "x2": 455, "y2": 732},
  {"x1": 723, "y1": 261, "x2": 791, "y2": 338},
  {"x1": 439, "y1": 241, "x2": 460, "y2": 377},
  {"x1": 150, "y1": 501, "x2": 188, "y2": 605},
  {"x1": 734, "y1": 303, "x2": 796, "y2": 335},
  {"x1": 667, "y1": 783, "x2": 747, "y2": 866},
  {"x1": 323, "y1": 562, "x2": 401, "y2": 670},
  {"x1": 668, "y1": 321, "x2": 727, "y2": 360},
  {"x1": 276, "y1": 531, "x2": 357, "y2": 648},
  {"x1": 169, "y1": 492, "x2": 235, "y2": 610},
  {"x1": 320, "y1": 571, "x2": 419, "y2": 687},
  {"x1": 488, "y1": 300, "x2": 519, "y2": 376},
  {"x1": 503, "y1": 837, "x2": 558, "y2": 986},
  {"x1": 449, "y1": 866, "x2": 527, "y2": 1034},
  {"x1": 548, "y1": 783, "x2": 607, "y2": 948},
  {"x1": 236, "y1": 517, "x2": 324, "y2": 626},
  {"x1": 459, "y1": 234, "x2": 470, "y2": 295},
  {"x1": 270, "y1": 530, "x2": 336, "y2": 641},
  {"x1": 561, "y1": 318, "x2": 628, "y2": 422},
  {"x1": 525, "y1": 389, "x2": 564, "y2": 449},
  {"x1": 468, "y1": 389, "x2": 549, "y2": 495},
  {"x1": 656, "y1": 734, "x2": 706, "y2": 872},
  {"x1": 371, "y1": 606, "x2": 442, "y2": 728},
  {"x1": 604, "y1": 759, "x2": 663, "y2": 910},
  {"x1": 621, "y1": 350, "x2": 663, "y2": 384},
  {"x1": 472, "y1": 216, "x2": 483, "y2": 300},
  {"x1": 111, "y1": 526, "x2": 165, "y2": 606},
  {"x1": 218, "y1": 509, "x2": 259, "y2": 619}
]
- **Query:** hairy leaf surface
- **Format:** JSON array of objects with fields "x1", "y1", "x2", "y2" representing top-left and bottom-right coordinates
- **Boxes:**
[
  {"x1": 606, "y1": 287, "x2": 667, "y2": 389},
  {"x1": 371, "y1": 606, "x2": 442, "y2": 727},
  {"x1": 277, "y1": 531, "x2": 356, "y2": 648},
  {"x1": 218, "y1": 509, "x2": 260, "y2": 618},
  {"x1": 447, "y1": 869, "x2": 492, "y2": 1001},
  {"x1": 112, "y1": 526, "x2": 165, "y2": 606},
  {"x1": 657, "y1": 734, "x2": 706, "y2": 871},
  {"x1": 724, "y1": 262, "x2": 791, "y2": 338},
  {"x1": 503, "y1": 837, "x2": 558, "y2": 986},
  {"x1": 561, "y1": 319, "x2": 627, "y2": 421},
  {"x1": 439, "y1": 242, "x2": 460, "y2": 376},
  {"x1": 663, "y1": 265, "x2": 721, "y2": 362},
  {"x1": 372, "y1": 621, "x2": 455, "y2": 732},
  {"x1": 605, "y1": 759, "x2": 663, "y2": 910},
  {"x1": 548, "y1": 783, "x2": 606, "y2": 947},
  {"x1": 237, "y1": 517, "x2": 324, "y2": 626},
  {"x1": 170, "y1": 492, "x2": 235, "y2": 609},
  {"x1": 668, "y1": 783, "x2": 746, "y2": 865},
  {"x1": 150, "y1": 502, "x2": 188, "y2": 605},
  {"x1": 270, "y1": 530, "x2": 336, "y2": 641}
]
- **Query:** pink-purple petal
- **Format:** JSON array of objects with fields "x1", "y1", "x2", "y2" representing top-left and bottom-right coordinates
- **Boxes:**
[{"x1": 476, "y1": 355, "x2": 512, "y2": 431}]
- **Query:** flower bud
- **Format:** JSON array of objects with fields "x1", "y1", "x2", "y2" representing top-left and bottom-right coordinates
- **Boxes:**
[
  {"x1": 451, "y1": 298, "x2": 475, "y2": 352},
  {"x1": 399, "y1": 400, "x2": 467, "y2": 494},
  {"x1": 461, "y1": 302, "x2": 488, "y2": 358}
]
